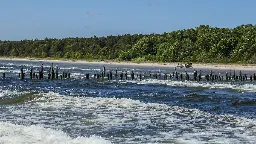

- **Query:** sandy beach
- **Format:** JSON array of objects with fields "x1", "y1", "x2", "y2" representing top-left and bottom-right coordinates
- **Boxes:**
[{"x1": 1, "y1": 57, "x2": 256, "y2": 71}]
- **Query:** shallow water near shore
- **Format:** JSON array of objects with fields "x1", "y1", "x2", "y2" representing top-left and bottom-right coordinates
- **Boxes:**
[{"x1": 0, "y1": 59, "x2": 256, "y2": 144}]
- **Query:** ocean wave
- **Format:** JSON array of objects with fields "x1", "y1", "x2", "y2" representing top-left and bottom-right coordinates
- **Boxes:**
[
  {"x1": 138, "y1": 79, "x2": 256, "y2": 92},
  {"x1": 2, "y1": 92, "x2": 254, "y2": 143},
  {"x1": 0, "y1": 122, "x2": 111, "y2": 144}
]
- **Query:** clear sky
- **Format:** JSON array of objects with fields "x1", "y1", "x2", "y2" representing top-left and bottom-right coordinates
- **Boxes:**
[{"x1": 1, "y1": 0, "x2": 256, "y2": 40}]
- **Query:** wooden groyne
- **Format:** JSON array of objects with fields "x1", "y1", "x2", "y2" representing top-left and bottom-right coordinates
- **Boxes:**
[
  {"x1": 1, "y1": 63, "x2": 256, "y2": 83},
  {"x1": 1, "y1": 63, "x2": 71, "y2": 81}
]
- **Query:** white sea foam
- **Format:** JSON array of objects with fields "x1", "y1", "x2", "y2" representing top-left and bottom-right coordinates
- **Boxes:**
[
  {"x1": 0, "y1": 66, "x2": 14, "y2": 69},
  {"x1": 1, "y1": 62, "x2": 15, "y2": 66},
  {"x1": 0, "y1": 69, "x2": 10, "y2": 73},
  {"x1": 0, "y1": 90, "x2": 23, "y2": 98},
  {"x1": 2, "y1": 92, "x2": 253, "y2": 143},
  {"x1": 81, "y1": 68, "x2": 102, "y2": 71},
  {"x1": 137, "y1": 79, "x2": 256, "y2": 92},
  {"x1": 61, "y1": 67, "x2": 101, "y2": 71},
  {"x1": 0, "y1": 122, "x2": 111, "y2": 144}
]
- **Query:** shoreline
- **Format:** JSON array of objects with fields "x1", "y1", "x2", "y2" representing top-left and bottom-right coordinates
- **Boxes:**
[{"x1": 1, "y1": 57, "x2": 256, "y2": 71}]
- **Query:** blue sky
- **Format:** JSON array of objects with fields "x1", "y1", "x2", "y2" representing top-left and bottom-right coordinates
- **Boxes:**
[{"x1": 1, "y1": 0, "x2": 256, "y2": 40}]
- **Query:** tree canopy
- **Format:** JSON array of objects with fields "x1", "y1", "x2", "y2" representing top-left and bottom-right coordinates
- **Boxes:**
[{"x1": 1, "y1": 24, "x2": 256, "y2": 64}]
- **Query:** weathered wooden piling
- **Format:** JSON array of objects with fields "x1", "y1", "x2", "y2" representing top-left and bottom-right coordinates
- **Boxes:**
[
  {"x1": 131, "y1": 71, "x2": 135, "y2": 80},
  {"x1": 175, "y1": 71, "x2": 178, "y2": 80},
  {"x1": 48, "y1": 72, "x2": 51, "y2": 80},
  {"x1": 101, "y1": 71, "x2": 105, "y2": 79},
  {"x1": 185, "y1": 72, "x2": 189, "y2": 81},
  {"x1": 5, "y1": 63, "x2": 256, "y2": 84},
  {"x1": 51, "y1": 63, "x2": 55, "y2": 80},
  {"x1": 56, "y1": 67, "x2": 59, "y2": 79},
  {"x1": 115, "y1": 69, "x2": 118, "y2": 79},
  {"x1": 154, "y1": 73, "x2": 157, "y2": 79},
  {"x1": 68, "y1": 72, "x2": 70, "y2": 79},
  {"x1": 198, "y1": 70, "x2": 202, "y2": 81},
  {"x1": 110, "y1": 71, "x2": 113, "y2": 80},
  {"x1": 103, "y1": 66, "x2": 106, "y2": 77},
  {"x1": 20, "y1": 67, "x2": 25, "y2": 80},
  {"x1": 120, "y1": 72, "x2": 123, "y2": 80},
  {"x1": 33, "y1": 72, "x2": 36, "y2": 79},
  {"x1": 3, "y1": 72, "x2": 5, "y2": 79},
  {"x1": 30, "y1": 69, "x2": 33, "y2": 79},
  {"x1": 193, "y1": 70, "x2": 197, "y2": 81},
  {"x1": 107, "y1": 73, "x2": 110, "y2": 80},
  {"x1": 164, "y1": 73, "x2": 167, "y2": 80},
  {"x1": 86, "y1": 73, "x2": 89, "y2": 79},
  {"x1": 39, "y1": 64, "x2": 44, "y2": 80},
  {"x1": 125, "y1": 72, "x2": 128, "y2": 80}
]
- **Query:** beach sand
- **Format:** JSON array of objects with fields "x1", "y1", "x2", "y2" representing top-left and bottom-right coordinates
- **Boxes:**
[{"x1": 1, "y1": 57, "x2": 256, "y2": 71}]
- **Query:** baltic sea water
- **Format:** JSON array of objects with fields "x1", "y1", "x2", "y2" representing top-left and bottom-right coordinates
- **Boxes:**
[{"x1": 0, "y1": 60, "x2": 255, "y2": 143}]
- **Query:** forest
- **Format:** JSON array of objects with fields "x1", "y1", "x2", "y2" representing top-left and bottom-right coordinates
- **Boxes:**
[{"x1": 1, "y1": 24, "x2": 256, "y2": 64}]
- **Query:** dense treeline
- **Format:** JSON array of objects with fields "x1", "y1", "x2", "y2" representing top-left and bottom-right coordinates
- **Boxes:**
[{"x1": 1, "y1": 24, "x2": 256, "y2": 63}]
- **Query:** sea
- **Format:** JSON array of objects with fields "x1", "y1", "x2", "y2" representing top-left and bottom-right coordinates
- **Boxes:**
[{"x1": 0, "y1": 59, "x2": 255, "y2": 144}]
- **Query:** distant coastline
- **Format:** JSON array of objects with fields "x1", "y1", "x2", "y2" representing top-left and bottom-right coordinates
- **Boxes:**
[{"x1": 1, "y1": 24, "x2": 256, "y2": 65}]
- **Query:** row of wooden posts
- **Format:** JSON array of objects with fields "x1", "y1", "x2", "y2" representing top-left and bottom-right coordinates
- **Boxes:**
[
  {"x1": 1, "y1": 63, "x2": 71, "y2": 80},
  {"x1": 91, "y1": 67, "x2": 255, "y2": 82},
  {"x1": 1, "y1": 64, "x2": 256, "y2": 82},
  {"x1": 86, "y1": 66, "x2": 256, "y2": 82}
]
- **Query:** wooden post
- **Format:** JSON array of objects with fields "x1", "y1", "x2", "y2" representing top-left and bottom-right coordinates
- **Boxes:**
[
  {"x1": 103, "y1": 66, "x2": 106, "y2": 77},
  {"x1": 68, "y1": 73, "x2": 70, "y2": 79},
  {"x1": 198, "y1": 70, "x2": 202, "y2": 81},
  {"x1": 110, "y1": 71, "x2": 113, "y2": 80},
  {"x1": 30, "y1": 68, "x2": 33, "y2": 79},
  {"x1": 51, "y1": 63, "x2": 55, "y2": 80},
  {"x1": 131, "y1": 71, "x2": 134, "y2": 80},
  {"x1": 3, "y1": 72, "x2": 5, "y2": 79},
  {"x1": 86, "y1": 73, "x2": 89, "y2": 79},
  {"x1": 20, "y1": 67, "x2": 24, "y2": 80},
  {"x1": 40, "y1": 64, "x2": 44, "y2": 80},
  {"x1": 164, "y1": 73, "x2": 167, "y2": 80},
  {"x1": 125, "y1": 72, "x2": 128, "y2": 80},
  {"x1": 48, "y1": 71, "x2": 51, "y2": 80},
  {"x1": 56, "y1": 67, "x2": 59, "y2": 79},
  {"x1": 107, "y1": 73, "x2": 110, "y2": 80},
  {"x1": 33, "y1": 72, "x2": 36, "y2": 79},
  {"x1": 115, "y1": 69, "x2": 118, "y2": 79}
]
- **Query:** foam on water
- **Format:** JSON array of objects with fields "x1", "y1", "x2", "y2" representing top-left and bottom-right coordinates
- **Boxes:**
[
  {"x1": 0, "y1": 90, "x2": 21, "y2": 98},
  {"x1": 0, "y1": 66, "x2": 14, "y2": 69},
  {"x1": 2, "y1": 92, "x2": 255, "y2": 143},
  {"x1": 81, "y1": 68, "x2": 102, "y2": 71},
  {"x1": 0, "y1": 62, "x2": 15, "y2": 66},
  {"x1": 0, "y1": 122, "x2": 111, "y2": 144},
  {"x1": 138, "y1": 79, "x2": 256, "y2": 92}
]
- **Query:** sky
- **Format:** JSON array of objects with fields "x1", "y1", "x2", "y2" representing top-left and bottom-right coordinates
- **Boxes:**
[{"x1": 1, "y1": 0, "x2": 256, "y2": 40}]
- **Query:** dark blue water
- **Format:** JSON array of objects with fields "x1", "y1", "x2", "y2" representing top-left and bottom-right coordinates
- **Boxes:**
[{"x1": 0, "y1": 59, "x2": 255, "y2": 144}]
